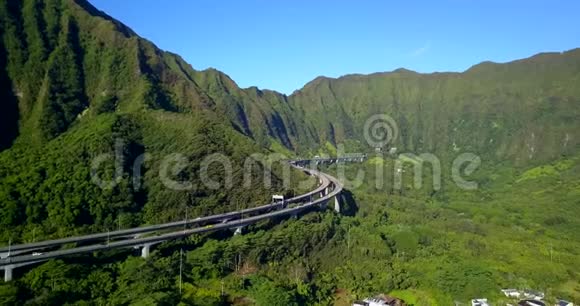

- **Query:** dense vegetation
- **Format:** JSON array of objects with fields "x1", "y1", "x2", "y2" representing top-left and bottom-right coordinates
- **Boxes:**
[
  {"x1": 1, "y1": 155, "x2": 579, "y2": 305},
  {"x1": 0, "y1": 0, "x2": 579, "y2": 305}
]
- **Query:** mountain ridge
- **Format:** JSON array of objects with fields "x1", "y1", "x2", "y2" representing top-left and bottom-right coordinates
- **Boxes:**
[{"x1": 2, "y1": 0, "x2": 580, "y2": 165}]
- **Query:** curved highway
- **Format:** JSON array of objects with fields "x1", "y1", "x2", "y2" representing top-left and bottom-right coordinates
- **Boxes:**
[
  {"x1": 0, "y1": 167, "x2": 329, "y2": 254},
  {"x1": 0, "y1": 157, "x2": 362, "y2": 280}
]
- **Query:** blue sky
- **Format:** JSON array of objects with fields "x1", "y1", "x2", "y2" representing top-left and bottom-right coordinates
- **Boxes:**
[{"x1": 90, "y1": 0, "x2": 580, "y2": 94}]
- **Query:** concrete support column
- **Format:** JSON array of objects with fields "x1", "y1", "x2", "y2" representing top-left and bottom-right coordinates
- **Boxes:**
[
  {"x1": 141, "y1": 244, "x2": 151, "y2": 259},
  {"x1": 4, "y1": 265, "x2": 13, "y2": 282},
  {"x1": 320, "y1": 187, "x2": 329, "y2": 198},
  {"x1": 334, "y1": 193, "x2": 341, "y2": 213},
  {"x1": 234, "y1": 226, "x2": 244, "y2": 236}
]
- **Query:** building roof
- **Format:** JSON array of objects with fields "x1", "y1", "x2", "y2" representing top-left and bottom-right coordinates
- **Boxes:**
[
  {"x1": 472, "y1": 298, "x2": 489, "y2": 306},
  {"x1": 518, "y1": 300, "x2": 546, "y2": 306}
]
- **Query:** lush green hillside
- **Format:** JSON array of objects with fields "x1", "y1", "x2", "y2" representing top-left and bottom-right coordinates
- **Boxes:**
[
  {"x1": 5, "y1": 0, "x2": 578, "y2": 163},
  {"x1": 0, "y1": 0, "x2": 313, "y2": 152},
  {"x1": 0, "y1": 0, "x2": 308, "y2": 242},
  {"x1": 288, "y1": 51, "x2": 580, "y2": 165},
  {"x1": 178, "y1": 48, "x2": 580, "y2": 164}
]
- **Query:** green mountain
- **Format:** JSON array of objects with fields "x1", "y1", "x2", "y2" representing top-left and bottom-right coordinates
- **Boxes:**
[
  {"x1": 4, "y1": 0, "x2": 579, "y2": 163},
  {"x1": 288, "y1": 52, "x2": 580, "y2": 165},
  {"x1": 0, "y1": 0, "x2": 308, "y2": 240},
  {"x1": 1, "y1": 0, "x2": 580, "y2": 305}
]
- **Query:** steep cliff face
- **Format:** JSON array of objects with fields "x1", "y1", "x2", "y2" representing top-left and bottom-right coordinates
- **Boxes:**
[
  {"x1": 0, "y1": 0, "x2": 317, "y2": 154},
  {"x1": 3, "y1": 1, "x2": 579, "y2": 166},
  {"x1": 191, "y1": 47, "x2": 580, "y2": 165},
  {"x1": 181, "y1": 46, "x2": 580, "y2": 165},
  {"x1": 288, "y1": 50, "x2": 580, "y2": 165},
  {"x1": 0, "y1": 0, "x2": 300, "y2": 238},
  {"x1": 0, "y1": 0, "x2": 211, "y2": 144}
]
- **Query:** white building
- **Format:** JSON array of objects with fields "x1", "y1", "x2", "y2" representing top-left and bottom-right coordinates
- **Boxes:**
[
  {"x1": 471, "y1": 298, "x2": 489, "y2": 306},
  {"x1": 271, "y1": 194, "x2": 284, "y2": 203},
  {"x1": 352, "y1": 295, "x2": 404, "y2": 306},
  {"x1": 502, "y1": 289, "x2": 522, "y2": 298},
  {"x1": 523, "y1": 290, "x2": 545, "y2": 300},
  {"x1": 519, "y1": 300, "x2": 546, "y2": 306},
  {"x1": 556, "y1": 300, "x2": 574, "y2": 306},
  {"x1": 364, "y1": 298, "x2": 389, "y2": 306}
]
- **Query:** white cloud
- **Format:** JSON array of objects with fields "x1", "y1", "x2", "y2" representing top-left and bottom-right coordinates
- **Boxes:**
[{"x1": 410, "y1": 41, "x2": 431, "y2": 57}]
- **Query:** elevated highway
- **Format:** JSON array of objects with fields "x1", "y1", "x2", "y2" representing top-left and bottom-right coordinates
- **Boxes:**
[{"x1": 0, "y1": 156, "x2": 363, "y2": 281}]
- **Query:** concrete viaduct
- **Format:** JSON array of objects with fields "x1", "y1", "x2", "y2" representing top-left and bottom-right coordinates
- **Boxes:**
[{"x1": 0, "y1": 156, "x2": 366, "y2": 281}]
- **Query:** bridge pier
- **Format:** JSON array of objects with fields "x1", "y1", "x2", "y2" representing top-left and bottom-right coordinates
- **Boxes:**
[
  {"x1": 3, "y1": 265, "x2": 13, "y2": 282},
  {"x1": 2, "y1": 260, "x2": 48, "y2": 282},
  {"x1": 234, "y1": 226, "x2": 244, "y2": 236},
  {"x1": 320, "y1": 187, "x2": 329, "y2": 198},
  {"x1": 141, "y1": 244, "x2": 152, "y2": 259}
]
